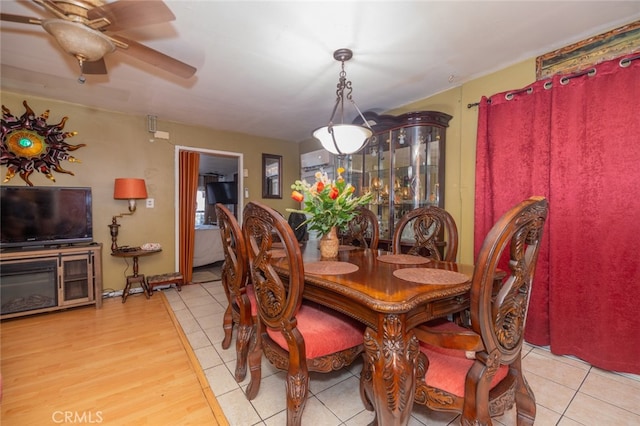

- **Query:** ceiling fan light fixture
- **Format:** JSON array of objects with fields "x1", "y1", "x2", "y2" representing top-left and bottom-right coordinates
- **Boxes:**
[
  {"x1": 42, "y1": 19, "x2": 115, "y2": 62},
  {"x1": 313, "y1": 48, "x2": 373, "y2": 156}
]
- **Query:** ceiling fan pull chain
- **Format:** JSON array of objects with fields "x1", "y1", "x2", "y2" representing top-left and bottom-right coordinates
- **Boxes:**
[{"x1": 76, "y1": 55, "x2": 86, "y2": 84}]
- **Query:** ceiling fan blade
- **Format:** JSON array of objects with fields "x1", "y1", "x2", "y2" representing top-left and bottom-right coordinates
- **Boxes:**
[
  {"x1": 1, "y1": 13, "x2": 42, "y2": 25},
  {"x1": 112, "y1": 35, "x2": 196, "y2": 79},
  {"x1": 87, "y1": 0, "x2": 175, "y2": 33},
  {"x1": 82, "y1": 58, "x2": 108, "y2": 75}
]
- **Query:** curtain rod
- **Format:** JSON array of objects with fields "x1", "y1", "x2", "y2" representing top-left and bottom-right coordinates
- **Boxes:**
[{"x1": 467, "y1": 53, "x2": 640, "y2": 109}]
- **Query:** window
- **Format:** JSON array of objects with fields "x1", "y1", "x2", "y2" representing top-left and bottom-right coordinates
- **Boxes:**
[{"x1": 195, "y1": 187, "x2": 206, "y2": 225}]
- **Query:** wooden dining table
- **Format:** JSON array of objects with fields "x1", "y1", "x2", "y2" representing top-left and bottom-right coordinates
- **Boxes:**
[{"x1": 271, "y1": 241, "x2": 475, "y2": 426}]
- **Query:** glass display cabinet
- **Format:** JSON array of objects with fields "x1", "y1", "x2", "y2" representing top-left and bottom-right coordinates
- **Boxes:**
[{"x1": 351, "y1": 110, "x2": 452, "y2": 249}]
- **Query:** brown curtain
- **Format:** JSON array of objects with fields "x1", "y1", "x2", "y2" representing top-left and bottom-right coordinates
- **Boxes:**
[
  {"x1": 202, "y1": 174, "x2": 218, "y2": 224},
  {"x1": 179, "y1": 151, "x2": 200, "y2": 284},
  {"x1": 475, "y1": 53, "x2": 640, "y2": 374}
]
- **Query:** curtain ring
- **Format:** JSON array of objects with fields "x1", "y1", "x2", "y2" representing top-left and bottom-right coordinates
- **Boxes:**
[
  {"x1": 544, "y1": 81, "x2": 553, "y2": 90},
  {"x1": 505, "y1": 87, "x2": 533, "y2": 100},
  {"x1": 620, "y1": 53, "x2": 640, "y2": 67},
  {"x1": 587, "y1": 68, "x2": 597, "y2": 77}
]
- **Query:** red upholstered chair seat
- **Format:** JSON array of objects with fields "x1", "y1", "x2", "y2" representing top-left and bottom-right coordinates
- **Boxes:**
[
  {"x1": 267, "y1": 302, "x2": 364, "y2": 359},
  {"x1": 419, "y1": 320, "x2": 508, "y2": 397},
  {"x1": 420, "y1": 346, "x2": 508, "y2": 398}
]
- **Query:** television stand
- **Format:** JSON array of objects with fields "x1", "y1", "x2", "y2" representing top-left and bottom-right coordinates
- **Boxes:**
[{"x1": 0, "y1": 244, "x2": 103, "y2": 320}]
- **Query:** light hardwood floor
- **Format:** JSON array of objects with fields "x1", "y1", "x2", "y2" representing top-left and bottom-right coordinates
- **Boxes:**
[{"x1": 0, "y1": 293, "x2": 228, "y2": 425}]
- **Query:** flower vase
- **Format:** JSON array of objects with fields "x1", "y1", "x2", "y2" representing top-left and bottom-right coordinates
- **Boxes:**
[{"x1": 319, "y1": 226, "x2": 339, "y2": 259}]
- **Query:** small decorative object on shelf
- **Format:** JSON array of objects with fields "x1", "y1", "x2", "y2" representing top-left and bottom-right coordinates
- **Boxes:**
[{"x1": 288, "y1": 167, "x2": 372, "y2": 258}]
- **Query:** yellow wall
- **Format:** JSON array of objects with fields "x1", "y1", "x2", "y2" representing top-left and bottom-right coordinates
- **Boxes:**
[{"x1": 0, "y1": 91, "x2": 299, "y2": 292}]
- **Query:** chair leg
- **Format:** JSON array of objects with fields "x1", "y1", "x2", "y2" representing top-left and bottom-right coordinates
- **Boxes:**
[
  {"x1": 513, "y1": 359, "x2": 536, "y2": 425},
  {"x1": 221, "y1": 305, "x2": 233, "y2": 350},
  {"x1": 234, "y1": 322, "x2": 253, "y2": 382},
  {"x1": 461, "y1": 358, "x2": 493, "y2": 426},
  {"x1": 285, "y1": 364, "x2": 309, "y2": 426},
  {"x1": 245, "y1": 328, "x2": 263, "y2": 400},
  {"x1": 359, "y1": 355, "x2": 379, "y2": 425},
  {"x1": 359, "y1": 356, "x2": 374, "y2": 412}
]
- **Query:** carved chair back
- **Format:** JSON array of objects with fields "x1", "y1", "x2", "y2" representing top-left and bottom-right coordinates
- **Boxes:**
[
  {"x1": 392, "y1": 205, "x2": 458, "y2": 261},
  {"x1": 215, "y1": 203, "x2": 253, "y2": 381},
  {"x1": 340, "y1": 206, "x2": 380, "y2": 250},
  {"x1": 243, "y1": 201, "x2": 305, "y2": 332}
]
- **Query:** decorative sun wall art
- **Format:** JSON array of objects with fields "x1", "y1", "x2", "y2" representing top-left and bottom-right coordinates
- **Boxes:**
[{"x1": 1, "y1": 100, "x2": 85, "y2": 186}]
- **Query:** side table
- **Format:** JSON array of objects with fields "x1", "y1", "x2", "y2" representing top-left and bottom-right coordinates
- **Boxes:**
[{"x1": 111, "y1": 248, "x2": 162, "y2": 303}]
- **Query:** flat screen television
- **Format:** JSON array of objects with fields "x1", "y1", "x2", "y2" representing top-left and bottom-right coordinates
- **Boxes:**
[
  {"x1": 0, "y1": 186, "x2": 93, "y2": 248},
  {"x1": 206, "y1": 181, "x2": 238, "y2": 205}
]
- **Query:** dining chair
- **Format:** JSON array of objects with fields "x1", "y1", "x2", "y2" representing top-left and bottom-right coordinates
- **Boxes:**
[
  {"x1": 392, "y1": 205, "x2": 459, "y2": 261},
  {"x1": 287, "y1": 212, "x2": 308, "y2": 243},
  {"x1": 412, "y1": 196, "x2": 548, "y2": 425},
  {"x1": 215, "y1": 203, "x2": 255, "y2": 382},
  {"x1": 340, "y1": 206, "x2": 380, "y2": 250},
  {"x1": 242, "y1": 201, "x2": 365, "y2": 426}
]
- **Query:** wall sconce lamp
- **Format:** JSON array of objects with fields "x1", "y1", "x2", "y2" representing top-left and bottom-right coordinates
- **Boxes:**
[
  {"x1": 109, "y1": 178, "x2": 148, "y2": 252},
  {"x1": 313, "y1": 48, "x2": 373, "y2": 156}
]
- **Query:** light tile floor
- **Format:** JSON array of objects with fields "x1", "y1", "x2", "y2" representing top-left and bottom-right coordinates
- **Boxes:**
[{"x1": 162, "y1": 283, "x2": 640, "y2": 425}]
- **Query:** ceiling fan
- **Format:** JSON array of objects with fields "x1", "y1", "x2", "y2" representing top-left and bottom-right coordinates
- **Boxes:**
[{"x1": 0, "y1": 0, "x2": 197, "y2": 79}]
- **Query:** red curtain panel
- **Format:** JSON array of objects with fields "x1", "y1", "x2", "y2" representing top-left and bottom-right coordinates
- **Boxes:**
[{"x1": 475, "y1": 54, "x2": 640, "y2": 374}]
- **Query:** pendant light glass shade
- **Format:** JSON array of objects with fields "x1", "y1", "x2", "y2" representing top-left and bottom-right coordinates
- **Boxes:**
[
  {"x1": 313, "y1": 48, "x2": 373, "y2": 156},
  {"x1": 313, "y1": 124, "x2": 373, "y2": 155}
]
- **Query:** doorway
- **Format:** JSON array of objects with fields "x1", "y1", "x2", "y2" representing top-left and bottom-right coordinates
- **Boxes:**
[{"x1": 174, "y1": 146, "x2": 243, "y2": 274}]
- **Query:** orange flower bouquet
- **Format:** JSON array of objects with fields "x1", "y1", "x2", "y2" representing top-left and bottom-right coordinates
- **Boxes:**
[{"x1": 287, "y1": 167, "x2": 372, "y2": 237}]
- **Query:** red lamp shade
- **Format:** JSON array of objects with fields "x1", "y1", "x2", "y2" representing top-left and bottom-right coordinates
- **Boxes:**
[{"x1": 113, "y1": 178, "x2": 147, "y2": 199}]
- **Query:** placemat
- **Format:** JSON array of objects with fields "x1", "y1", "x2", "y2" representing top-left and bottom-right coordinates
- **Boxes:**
[
  {"x1": 305, "y1": 261, "x2": 359, "y2": 275},
  {"x1": 377, "y1": 254, "x2": 432, "y2": 265},
  {"x1": 315, "y1": 245, "x2": 358, "y2": 251},
  {"x1": 393, "y1": 268, "x2": 470, "y2": 285}
]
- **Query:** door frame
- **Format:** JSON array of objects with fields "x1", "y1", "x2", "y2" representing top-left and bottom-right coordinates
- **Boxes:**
[{"x1": 174, "y1": 145, "x2": 244, "y2": 270}]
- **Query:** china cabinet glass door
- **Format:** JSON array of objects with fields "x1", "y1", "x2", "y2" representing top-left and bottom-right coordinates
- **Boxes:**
[{"x1": 353, "y1": 111, "x2": 452, "y2": 247}]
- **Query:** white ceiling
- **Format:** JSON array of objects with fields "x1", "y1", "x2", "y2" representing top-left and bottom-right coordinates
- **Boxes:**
[{"x1": 1, "y1": 1, "x2": 640, "y2": 144}]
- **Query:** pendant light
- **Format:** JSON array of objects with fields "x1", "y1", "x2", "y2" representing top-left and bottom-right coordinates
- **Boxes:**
[{"x1": 313, "y1": 48, "x2": 373, "y2": 156}]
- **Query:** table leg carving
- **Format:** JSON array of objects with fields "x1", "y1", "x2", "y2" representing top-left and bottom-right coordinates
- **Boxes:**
[{"x1": 362, "y1": 314, "x2": 420, "y2": 426}]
